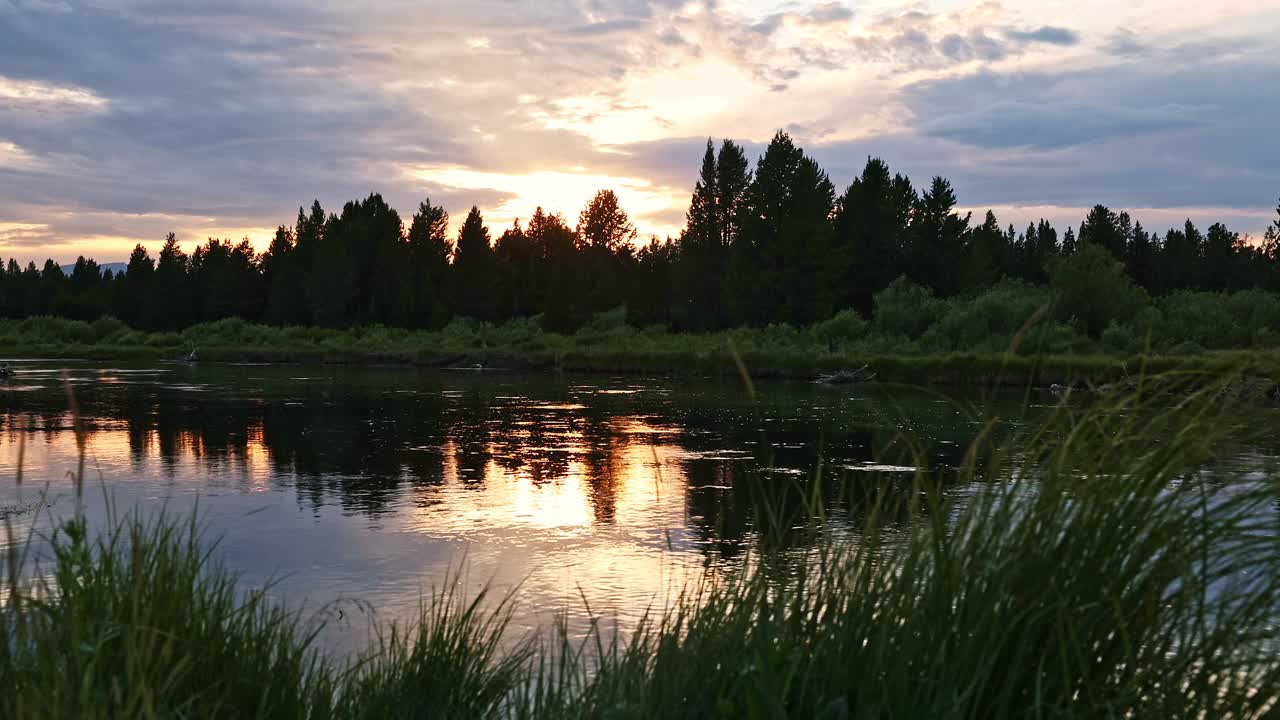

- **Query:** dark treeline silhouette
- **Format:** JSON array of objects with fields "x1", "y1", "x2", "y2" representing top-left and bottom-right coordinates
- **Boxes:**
[{"x1": 5, "y1": 131, "x2": 1280, "y2": 334}]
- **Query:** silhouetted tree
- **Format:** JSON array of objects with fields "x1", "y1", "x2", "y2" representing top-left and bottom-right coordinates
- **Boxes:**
[
  {"x1": 1061, "y1": 227, "x2": 1077, "y2": 256},
  {"x1": 494, "y1": 219, "x2": 534, "y2": 318},
  {"x1": 528, "y1": 208, "x2": 584, "y2": 333},
  {"x1": 1202, "y1": 222, "x2": 1239, "y2": 291},
  {"x1": 406, "y1": 198, "x2": 451, "y2": 328},
  {"x1": 577, "y1": 189, "x2": 636, "y2": 315},
  {"x1": 627, "y1": 236, "x2": 676, "y2": 327},
  {"x1": 190, "y1": 238, "x2": 261, "y2": 322},
  {"x1": 908, "y1": 177, "x2": 970, "y2": 297},
  {"x1": 261, "y1": 226, "x2": 309, "y2": 326},
  {"x1": 725, "y1": 132, "x2": 839, "y2": 325},
  {"x1": 153, "y1": 233, "x2": 191, "y2": 330},
  {"x1": 448, "y1": 206, "x2": 496, "y2": 320},
  {"x1": 8, "y1": 155, "x2": 1280, "y2": 338},
  {"x1": 1079, "y1": 204, "x2": 1126, "y2": 258},
  {"x1": 836, "y1": 158, "x2": 914, "y2": 314},
  {"x1": 962, "y1": 210, "x2": 1008, "y2": 291},
  {"x1": 675, "y1": 140, "x2": 723, "y2": 330},
  {"x1": 1126, "y1": 221, "x2": 1158, "y2": 292},
  {"x1": 117, "y1": 244, "x2": 155, "y2": 326}
]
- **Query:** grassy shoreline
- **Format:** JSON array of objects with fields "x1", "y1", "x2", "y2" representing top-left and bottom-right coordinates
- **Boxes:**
[
  {"x1": 3, "y1": 314, "x2": 1280, "y2": 386},
  {"x1": 4, "y1": 379, "x2": 1279, "y2": 717},
  {"x1": 6, "y1": 340, "x2": 1280, "y2": 387}
]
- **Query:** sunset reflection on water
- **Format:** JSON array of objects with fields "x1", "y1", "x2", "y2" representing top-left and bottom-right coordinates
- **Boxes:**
[{"x1": 0, "y1": 361, "x2": 992, "y2": 653}]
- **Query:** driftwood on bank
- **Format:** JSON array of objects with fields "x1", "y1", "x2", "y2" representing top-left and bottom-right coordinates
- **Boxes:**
[{"x1": 814, "y1": 365, "x2": 876, "y2": 385}]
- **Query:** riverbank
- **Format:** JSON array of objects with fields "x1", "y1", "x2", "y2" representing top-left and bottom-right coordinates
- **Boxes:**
[
  {"x1": 4, "y1": 384, "x2": 1278, "y2": 718},
  {"x1": 3, "y1": 315, "x2": 1280, "y2": 386}
]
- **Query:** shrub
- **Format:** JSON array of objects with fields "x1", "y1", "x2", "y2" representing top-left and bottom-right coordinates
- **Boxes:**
[
  {"x1": 88, "y1": 315, "x2": 130, "y2": 342},
  {"x1": 873, "y1": 277, "x2": 947, "y2": 339},
  {"x1": 922, "y1": 280, "x2": 1051, "y2": 352},
  {"x1": 812, "y1": 309, "x2": 869, "y2": 350},
  {"x1": 579, "y1": 306, "x2": 629, "y2": 334},
  {"x1": 1048, "y1": 244, "x2": 1148, "y2": 337}
]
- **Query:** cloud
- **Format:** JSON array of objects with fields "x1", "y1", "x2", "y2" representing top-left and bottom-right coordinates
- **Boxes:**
[
  {"x1": 806, "y1": 3, "x2": 854, "y2": 25},
  {"x1": 921, "y1": 101, "x2": 1205, "y2": 149},
  {"x1": 0, "y1": 0, "x2": 1277, "y2": 263},
  {"x1": 1005, "y1": 26, "x2": 1080, "y2": 45},
  {"x1": 565, "y1": 18, "x2": 649, "y2": 37},
  {"x1": 1102, "y1": 28, "x2": 1150, "y2": 56}
]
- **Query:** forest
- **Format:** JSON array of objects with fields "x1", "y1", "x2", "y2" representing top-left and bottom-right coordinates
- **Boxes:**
[{"x1": 4, "y1": 131, "x2": 1280, "y2": 343}]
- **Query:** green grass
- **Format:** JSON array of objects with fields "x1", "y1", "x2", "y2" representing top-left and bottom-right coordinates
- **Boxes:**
[
  {"x1": 3, "y1": 372, "x2": 1279, "y2": 717},
  {"x1": 3, "y1": 314, "x2": 1280, "y2": 386}
]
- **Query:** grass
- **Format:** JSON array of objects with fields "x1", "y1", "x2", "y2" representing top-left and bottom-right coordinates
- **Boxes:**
[
  {"x1": 2, "y1": 314, "x2": 1280, "y2": 386},
  {"x1": 2, "y1": 373, "x2": 1280, "y2": 717}
]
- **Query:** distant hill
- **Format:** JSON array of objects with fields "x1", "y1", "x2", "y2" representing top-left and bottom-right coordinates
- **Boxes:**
[{"x1": 60, "y1": 262, "x2": 128, "y2": 276}]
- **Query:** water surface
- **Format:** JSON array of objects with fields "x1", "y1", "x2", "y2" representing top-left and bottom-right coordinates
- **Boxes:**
[{"x1": 1, "y1": 360, "x2": 1271, "y2": 653}]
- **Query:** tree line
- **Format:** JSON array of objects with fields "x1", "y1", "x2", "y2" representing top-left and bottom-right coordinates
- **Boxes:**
[{"x1": 4, "y1": 131, "x2": 1280, "y2": 336}]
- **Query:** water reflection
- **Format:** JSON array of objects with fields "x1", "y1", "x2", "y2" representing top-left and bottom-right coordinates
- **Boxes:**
[{"x1": 0, "y1": 362, "x2": 1049, "y2": 652}]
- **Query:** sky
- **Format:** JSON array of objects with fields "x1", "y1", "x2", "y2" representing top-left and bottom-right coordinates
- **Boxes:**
[{"x1": 1, "y1": 0, "x2": 1278, "y2": 265}]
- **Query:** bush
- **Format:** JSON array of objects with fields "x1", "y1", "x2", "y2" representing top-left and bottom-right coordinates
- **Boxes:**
[
  {"x1": 812, "y1": 309, "x2": 869, "y2": 350},
  {"x1": 922, "y1": 280, "x2": 1051, "y2": 353},
  {"x1": 873, "y1": 277, "x2": 947, "y2": 339},
  {"x1": 88, "y1": 315, "x2": 130, "y2": 342},
  {"x1": 1048, "y1": 244, "x2": 1148, "y2": 337},
  {"x1": 579, "y1": 306, "x2": 629, "y2": 334}
]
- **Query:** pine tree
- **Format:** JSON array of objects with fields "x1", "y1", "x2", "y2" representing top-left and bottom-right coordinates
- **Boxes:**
[
  {"x1": 495, "y1": 219, "x2": 533, "y2": 318},
  {"x1": 962, "y1": 210, "x2": 1007, "y2": 290},
  {"x1": 154, "y1": 233, "x2": 191, "y2": 330},
  {"x1": 1158, "y1": 222, "x2": 1200, "y2": 293},
  {"x1": 627, "y1": 236, "x2": 677, "y2": 328},
  {"x1": 1202, "y1": 222, "x2": 1238, "y2": 291},
  {"x1": 1078, "y1": 205, "x2": 1126, "y2": 258},
  {"x1": 1126, "y1": 221, "x2": 1158, "y2": 292},
  {"x1": 407, "y1": 199, "x2": 452, "y2": 327},
  {"x1": 1061, "y1": 227, "x2": 1077, "y2": 256},
  {"x1": 451, "y1": 206, "x2": 497, "y2": 320},
  {"x1": 725, "y1": 134, "x2": 801, "y2": 325},
  {"x1": 577, "y1": 189, "x2": 636, "y2": 316},
  {"x1": 727, "y1": 131, "x2": 838, "y2": 325},
  {"x1": 527, "y1": 208, "x2": 584, "y2": 332},
  {"x1": 262, "y1": 226, "x2": 310, "y2": 326},
  {"x1": 780, "y1": 155, "x2": 838, "y2": 324},
  {"x1": 908, "y1": 177, "x2": 970, "y2": 298},
  {"x1": 119, "y1": 244, "x2": 155, "y2": 327},
  {"x1": 836, "y1": 158, "x2": 904, "y2": 314},
  {"x1": 674, "y1": 140, "x2": 722, "y2": 330}
]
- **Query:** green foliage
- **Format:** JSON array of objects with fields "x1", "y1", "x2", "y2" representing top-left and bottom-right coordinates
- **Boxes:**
[
  {"x1": 579, "y1": 305, "x2": 629, "y2": 335},
  {"x1": 921, "y1": 280, "x2": 1050, "y2": 353},
  {"x1": 1048, "y1": 243, "x2": 1147, "y2": 337},
  {"x1": 0, "y1": 513, "x2": 332, "y2": 719},
  {"x1": 335, "y1": 580, "x2": 529, "y2": 719},
  {"x1": 811, "y1": 309, "x2": 869, "y2": 350},
  {"x1": 872, "y1": 277, "x2": 946, "y2": 339},
  {"x1": 1148, "y1": 289, "x2": 1280, "y2": 350}
]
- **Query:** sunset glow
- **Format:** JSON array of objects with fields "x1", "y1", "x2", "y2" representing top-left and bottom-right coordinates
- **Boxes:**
[{"x1": 0, "y1": 0, "x2": 1278, "y2": 263}]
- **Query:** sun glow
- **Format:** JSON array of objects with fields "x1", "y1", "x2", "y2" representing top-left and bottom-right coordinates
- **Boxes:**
[{"x1": 412, "y1": 165, "x2": 686, "y2": 240}]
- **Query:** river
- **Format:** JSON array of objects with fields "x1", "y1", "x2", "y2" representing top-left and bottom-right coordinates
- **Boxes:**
[{"x1": 1, "y1": 359, "x2": 1274, "y2": 655}]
